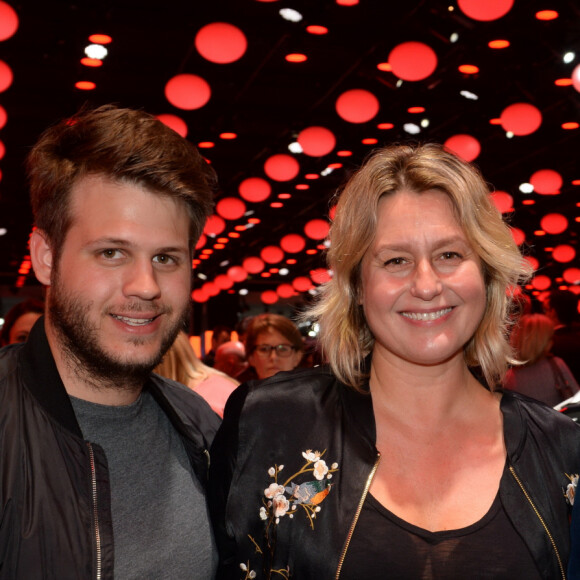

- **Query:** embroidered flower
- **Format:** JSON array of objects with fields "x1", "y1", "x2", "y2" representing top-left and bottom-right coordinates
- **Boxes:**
[
  {"x1": 312, "y1": 459, "x2": 329, "y2": 480},
  {"x1": 565, "y1": 473, "x2": 579, "y2": 505},
  {"x1": 259, "y1": 506, "x2": 268, "y2": 520},
  {"x1": 302, "y1": 449, "x2": 322, "y2": 462},
  {"x1": 264, "y1": 483, "x2": 285, "y2": 499},
  {"x1": 272, "y1": 494, "x2": 290, "y2": 518}
]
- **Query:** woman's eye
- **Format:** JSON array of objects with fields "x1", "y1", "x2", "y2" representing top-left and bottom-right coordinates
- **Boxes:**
[
  {"x1": 441, "y1": 251, "x2": 462, "y2": 260},
  {"x1": 384, "y1": 257, "x2": 407, "y2": 267}
]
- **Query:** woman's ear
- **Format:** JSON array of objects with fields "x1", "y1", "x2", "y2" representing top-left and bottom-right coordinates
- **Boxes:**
[{"x1": 30, "y1": 229, "x2": 53, "y2": 286}]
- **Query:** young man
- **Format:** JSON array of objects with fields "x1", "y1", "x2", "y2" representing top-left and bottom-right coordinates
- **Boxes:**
[{"x1": 0, "y1": 105, "x2": 221, "y2": 578}]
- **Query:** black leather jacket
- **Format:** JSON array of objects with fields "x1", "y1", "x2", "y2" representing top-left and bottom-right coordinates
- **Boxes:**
[
  {"x1": 0, "y1": 319, "x2": 221, "y2": 579},
  {"x1": 210, "y1": 366, "x2": 580, "y2": 579}
]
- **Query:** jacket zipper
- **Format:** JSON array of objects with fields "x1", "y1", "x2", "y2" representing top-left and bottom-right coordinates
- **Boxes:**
[
  {"x1": 509, "y1": 465, "x2": 565, "y2": 580},
  {"x1": 88, "y1": 443, "x2": 103, "y2": 580},
  {"x1": 335, "y1": 452, "x2": 381, "y2": 579}
]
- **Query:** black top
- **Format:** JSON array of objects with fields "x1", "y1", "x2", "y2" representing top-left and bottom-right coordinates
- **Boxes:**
[{"x1": 341, "y1": 485, "x2": 541, "y2": 579}]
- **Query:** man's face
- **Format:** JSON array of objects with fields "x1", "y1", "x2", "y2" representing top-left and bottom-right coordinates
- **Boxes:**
[{"x1": 46, "y1": 174, "x2": 192, "y2": 386}]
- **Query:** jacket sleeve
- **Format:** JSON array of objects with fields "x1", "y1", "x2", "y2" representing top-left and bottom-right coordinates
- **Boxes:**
[{"x1": 208, "y1": 382, "x2": 250, "y2": 579}]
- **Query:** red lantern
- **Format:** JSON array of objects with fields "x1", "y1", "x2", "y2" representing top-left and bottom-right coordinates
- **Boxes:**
[
  {"x1": 489, "y1": 191, "x2": 513, "y2": 213},
  {"x1": 0, "y1": 1, "x2": 18, "y2": 41},
  {"x1": 276, "y1": 283, "x2": 295, "y2": 298},
  {"x1": 261, "y1": 290, "x2": 279, "y2": 305},
  {"x1": 552, "y1": 245, "x2": 576, "y2": 263},
  {"x1": 203, "y1": 281, "x2": 220, "y2": 297},
  {"x1": 564, "y1": 268, "x2": 580, "y2": 284},
  {"x1": 195, "y1": 22, "x2": 247, "y2": 64},
  {"x1": 573, "y1": 64, "x2": 580, "y2": 93},
  {"x1": 304, "y1": 219, "x2": 330, "y2": 240},
  {"x1": 457, "y1": 0, "x2": 514, "y2": 21},
  {"x1": 443, "y1": 134, "x2": 481, "y2": 162},
  {"x1": 540, "y1": 213, "x2": 568, "y2": 234},
  {"x1": 292, "y1": 276, "x2": 313, "y2": 292},
  {"x1": 260, "y1": 246, "x2": 284, "y2": 264},
  {"x1": 280, "y1": 233, "x2": 306, "y2": 253},
  {"x1": 214, "y1": 274, "x2": 234, "y2": 290},
  {"x1": 297, "y1": 126, "x2": 336, "y2": 157},
  {"x1": 216, "y1": 197, "x2": 246, "y2": 220},
  {"x1": 500, "y1": 103, "x2": 542, "y2": 136},
  {"x1": 204, "y1": 214, "x2": 226, "y2": 235},
  {"x1": 310, "y1": 268, "x2": 332, "y2": 284},
  {"x1": 227, "y1": 266, "x2": 246, "y2": 283},
  {"x1": 243, "y1": 256, "x2": 265, "y2": 274},
  {"x1": 239, "y1": 177, "x2": 272, "y2": 202},
  {"x1": 0, "y1": 60, "x2": 13, "y2": 93},
  {"x1": 192, "y1": 288, "x2": 209, "y2": 303},
  {"x1": 195, "y1": 234, "x2": 207, "y2": 250},
  {"x1": 531, "y1": 275, "x2": 551, "y2": 291},
  {"x1": 335, "y1": 89, "x2": 379, "y2": 123},
  {"x1": 510, "y1": 227, "x2": 525, "y2": 246},
  {"x1": 530, "y1": 169, "x2": 562, "y2": 195},
  {"x1": 264, "y1": 154, "x2": 300, "y2": 181},
  {"x1": 165, "y1": 74, "x2": 211, "y2": 110},
  {"x1": 156, "y1": 114, "x2": 188, "y2": 138},
  {"x1": 388, "y1": 42, "x2": 437, "y2": 82}
]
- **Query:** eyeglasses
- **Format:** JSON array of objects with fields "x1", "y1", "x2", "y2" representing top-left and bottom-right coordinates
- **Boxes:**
[{"x1": 254, "y1": 344, "x2": 296, "y2": 358}]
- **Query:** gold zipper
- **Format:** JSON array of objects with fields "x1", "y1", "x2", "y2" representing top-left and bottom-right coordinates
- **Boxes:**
[
  {"x1": 335, "y1": 452, "x2": 381, "y2": 579},
  {"x1": 88, "y1": 443, "x2": 102, "y2": 580},
  {"x1": 509, "y1": 465, "x2": 565, "y2": 580}
]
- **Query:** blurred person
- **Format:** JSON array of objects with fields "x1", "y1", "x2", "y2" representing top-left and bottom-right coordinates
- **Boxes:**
[
  {"x1": 155, "y1": 331, "x2": 239, "y2": 417},
  {"x1": 203, "y1": 324, "x2": 232, "y2": 367},
  {"x1": 244, "y1": 313, "x2": 303, "y2": 380},
  {"x1": 504, "y1": 313, "x2": 579, "y2": 406},
  {"x1": 209, "y1": 144, "x2": 580, "y2": 579},
  {"x1": 214, "y1": 340, "x2": 248, "y2": 380},
  {"x1": 0, "y1": 105, "x2": 221, "y2": 578},
  {"x1": 0, "y1": 298, "x2": 44, "y2": 346},
  {"x1": 543, "y1": 289, "x2": 580, "y2": 382}
]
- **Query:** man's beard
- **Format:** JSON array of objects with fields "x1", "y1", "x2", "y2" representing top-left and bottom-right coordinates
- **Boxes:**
[{"x1": 48, "y1": 269, "x2": 190, "y2": 393}]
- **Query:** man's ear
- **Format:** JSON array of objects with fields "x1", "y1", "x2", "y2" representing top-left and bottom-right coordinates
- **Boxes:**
[{"x1": 30, "y1": 229, "x2": 54, "y2": 286}]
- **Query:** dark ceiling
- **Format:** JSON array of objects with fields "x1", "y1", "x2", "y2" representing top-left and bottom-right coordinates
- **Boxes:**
[{"x1": 0, "y1": 0, "x2": 579, "y2": 327}]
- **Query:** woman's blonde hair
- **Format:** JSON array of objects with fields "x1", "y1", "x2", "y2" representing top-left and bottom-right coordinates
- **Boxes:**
[
  {"x1": 510, "y1": 313, "x2": 555, "y2": 366},
  {"x1": 305, "y1": 143, "x2": 532, "y2": 390}
]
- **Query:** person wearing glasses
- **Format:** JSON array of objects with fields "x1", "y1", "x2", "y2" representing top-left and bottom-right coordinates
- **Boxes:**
[
  {"x1": 209, "y1": 144, "x2": 580, "y2": 579},
  {"x1": 244, "y1": 313, "x2": 304, "y2": 380}
]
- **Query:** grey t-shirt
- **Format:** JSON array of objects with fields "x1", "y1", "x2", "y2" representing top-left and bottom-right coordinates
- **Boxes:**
[{"x1": 70, "y1": 390, "x2": 217, "y2": 579}]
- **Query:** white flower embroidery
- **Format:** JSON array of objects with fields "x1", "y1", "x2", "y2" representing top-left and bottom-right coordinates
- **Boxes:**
[
  {"x1": 312, "y1": 459, "x2": 329, "y2": 480},
  {"x1": 259, "y1": 506, "x2": 268, "y2": 520},
  {"x1": 265, "y1": 483, "x2": 285, "y2": 499},
  {"x1": 268, "y1": 467, "x2": 276, "y2": 477},
  {"x1": 272, "y1": 494, "x2": 290, "y2": 518},
  {"x1": 302, "y1": 449, "x2": 322, "y2": 462},
  {"x1": 566, "y1": 473, "x2": 579, "y2": 505}
]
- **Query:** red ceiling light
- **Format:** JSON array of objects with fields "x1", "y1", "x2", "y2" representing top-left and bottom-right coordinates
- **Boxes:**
[
  {"x1": 197, "y1": 141, "x2": 215, "y2": 148},
  {"x1": 489, "y1": 118, "x2": 502, "y2": 125},
  {"x1": 270, "y1": 202, "x2": 284, "y2": 208},
  {"x1": 243, "y1": 256, "x2": 265, "y2": 274},
  {"x1": 562, "y1": 122, "x2": 579, "y2": 130},
  {"x1": 216, "y1": 197, "x2": 246, "y2": 220},
  {"x1": 457, "y1": 0, "x2": 514, "y2": 21},
  {"x1": 535, "y1": 10, "x2": 558, "y2": 20},
  {"x1": 0, "y1": 60, "x2": 12, "y2": 93},
  {"x1": 156, "y1": 114, "x2": 188, "y2": 138},
  {"x1": 328, "y1": 163, "x2": 342, "y2": 169},
  {"x1": 407, "y1": 106, "x2": 425, "y2": 113},
  {"x1": 295, "y1": 184, "x2": 308, "y2": 190},
  {"x1": 278, "y1": 193, "x2": 291, "y2": 199},
  {"x1": 215, "y1": 274, "x2": 234, "y2": 290},
  {"x1": 286, "y1": 53, "x2": 307, "y2": 63},
  {"x1": 0, "y1": 1, "x2": 18, "y2": 41},
  {"x1": 335, "y1": 89, "x2": 379, "y2": 123},
  {"x1": 261, "y1": 290, "x2": 278, "y2": 305},
  {"x1": 541, "y1": 213, "x2": 568, "y2": 234},
  {"x1": 280, "y1": 234, "x2": 306, "y2": 253},
  {"x1": 201, "y1": 248, "x2": 213, "y2": 255},
  {"x1": 297, "y1": 126, "x2": 336, "y2": 156},
  {"x1": 234, "y1": 225, "x2": 246, "y2": 231},
  {"x1": 203, "y1": 281, "x2": 220, "y2": 297},
  {"x1": 389, "y1": 41, "x2": 437, "y2": 81},
  {"x1": 264, "y1": 153, "x2": 300, "y2": 181},
  {"x1": 489, "y1": 191, "x2": 513, "y2": 213},
  {"x1": 510, "y1": 227, "x2": 525, "y2": 246},
  {"x1": 165, "y1": 74, "x2": 211, "y2": 110},
  {"x1": 336, "y1": 0, "x2": 359, "y2": 5},
  {"x1": 337, "y1": 150, "x2": 352, "y2": 157},
  {"x1": 573, "y1": 65, "x2": 580, "y2": 93},
  {"x1": 555, "y1": 78, "x2": 573, "y2": 87},
  {"x1": 277, "y1": 283, "x2": 295, "y2": 298},
  {"x1": 522, "y1": 199, "x2": 535, "y2": 206},
  {"x1": 458, "y1": 64, "x2": 479, "y2": 74},
  {"x1": 248, "y1": 217, "x2": 261, "y2": 224},
  {"x1": 239, "y1": 177, "x2": 271, "y2": 202},
  {"x1": 80, "y1": 57, "x2": 103, "y2": 67},
  {"x1": 564, "y1": 268, "x2": 580, "y2": 284},
  {"x1": 286, "y1": 258, "x2": 297, "y2": 265},
  {"x1": 0, "y1": 105, "x2": 6, "y2": 129},
  {"x1": 220, "y1": 132, "x2": 237, "y2": 139},
  {"x1": 525, "y1": 256, "x2": 540, "y2": 271},
  {"x1": 75, "y1": 81, "x2": 96, "y2": 90},
  {"x1": 204, "y1": 214, "x2": 226, "y2": 235},
  {"x1": 306, "y1": 25, "x2": 328, "y2": 35},
  {"x1": 292, "y1": 276, "x2": 313, "y2": 292},
  {"x1": 531, "y1": 275, "x2": 551, "y2": 291},
  {"x1": 195, "y1": 22, "x2": 247, "y2": 63},
  {"x1": 227, "y1": 265, "x2": 247, "y2": 282},
  {"x1": 304, "y1": 219, "x2": 330, "y2": 240},
  {"x1": 88, "y1": 34, "x2": 112, "y2": 44},
  {"x1": 261, "y1": 246, "x2": 284, "y2": 264},
  {"x1": 377, "y1": 62, "x2": 392, "y2": 71},
  {"x1": 530, "y1": 169, "x2": 562, "y2": 195},
  {"x1": 306, "y1": 249, "x2": 318, "y2": 255},
  {"x1": 195, "y1": 234, "x2": 207, "y2": 250},
  {"x1": 500, "y1": 103, "x2": 542, "y2": 136},
  {"x1": 192, "y1": 289, "x2": 209, "y2": 303},
  {"x1": 310, "y1": 268, "x2": 332, "y2": 284},
  {"x1": 304, "y1": 174, "x2": 319, "y2": 179},
  {"x1": 444, "y1": 134, "x2": 481, "y2": 162},
  {"x1": 534, "y1": 230, "x2": 546, "y2": 236},
  {"x1": 377, "y1": 122, "x2": 394, "y2": 129},
  {"x1": 553, "y1": 245, "x2": 576, "y2": 263},
  {"x1": 362, "y1": 138, "x2": 378, "y2": 145},
  {"x1": 488, "y1": 40, "x2": 510, "y2": 49}
]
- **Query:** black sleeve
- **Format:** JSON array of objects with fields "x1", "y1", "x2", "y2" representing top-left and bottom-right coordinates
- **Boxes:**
[{"x1": 208, "y1": 382, "x2": 250, "y2": 579}]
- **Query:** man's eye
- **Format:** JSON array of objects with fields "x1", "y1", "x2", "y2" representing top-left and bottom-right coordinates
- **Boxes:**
[
  {"x1": 102, "y1": 249, "x2": 120, "y2": 259},
  {"x1": 154, "y1": 254, "x2": 175, "y2": 265}
]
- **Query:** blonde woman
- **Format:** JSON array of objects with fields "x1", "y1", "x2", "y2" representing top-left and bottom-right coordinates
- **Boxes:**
[{"x1": 505, "y1": 313, "x2": 579, "y2": 406}]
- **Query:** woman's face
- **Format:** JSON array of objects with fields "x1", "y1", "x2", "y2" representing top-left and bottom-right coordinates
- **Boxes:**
[
  {"x1": 248, "y1": 328, "x2": 302, "y2": 380},
  {"x1": 9, "y1": 311, "x2": 42, "y2": 344},
  {"x1": 360, "y1": 188, "x2": 486, "y2": 371}
]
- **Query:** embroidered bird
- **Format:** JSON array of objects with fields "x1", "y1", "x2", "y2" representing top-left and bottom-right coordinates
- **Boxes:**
[{"x1": 286, "y1": 481, "x2": 332, "y2": 505}]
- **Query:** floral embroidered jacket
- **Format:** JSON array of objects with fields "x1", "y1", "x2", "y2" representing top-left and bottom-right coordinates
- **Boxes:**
[{"x1": 209, "y1": 366, "x2": 580, "y2": 579}]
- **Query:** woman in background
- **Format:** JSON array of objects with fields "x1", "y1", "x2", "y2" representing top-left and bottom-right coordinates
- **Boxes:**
[
  {"x1": 504, "y1": 313, "x2": 579, "y2": 406},
  {"x1": 0, "y1": 298, "x2": 44, "y2": 346},
  {"x1": 155, "y1": 331, "x2": 238, "y2": 417}
]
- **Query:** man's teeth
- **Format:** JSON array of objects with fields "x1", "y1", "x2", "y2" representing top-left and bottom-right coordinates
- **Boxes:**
[
  {"x1": 112, "y1": 314, "x2": 154, "y2": 326},
  {"x1": 402, "y1": 308, "x2": 452, "y2": 321}
]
